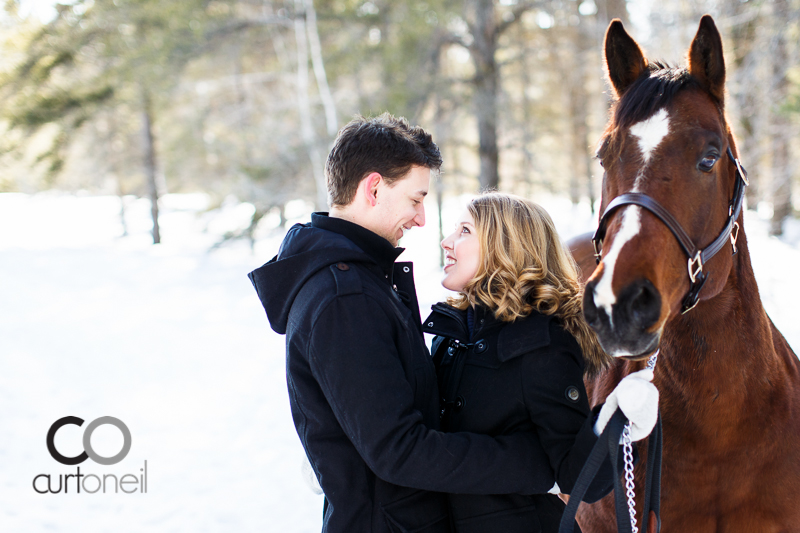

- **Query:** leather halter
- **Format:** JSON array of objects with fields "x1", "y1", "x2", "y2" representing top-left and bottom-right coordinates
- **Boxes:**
[{"x1": 592, "y1": 147, "x2": 749, "y2": 314}]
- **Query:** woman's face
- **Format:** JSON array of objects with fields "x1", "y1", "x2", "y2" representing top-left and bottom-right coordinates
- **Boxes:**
[{"x1": 441, "y1": 209, "x2": 481, "y2": 292}]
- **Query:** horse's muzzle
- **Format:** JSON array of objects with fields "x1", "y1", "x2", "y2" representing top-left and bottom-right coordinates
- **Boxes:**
[{"x1": 584, "y1": 278, "x2": 662, "y2": 358}]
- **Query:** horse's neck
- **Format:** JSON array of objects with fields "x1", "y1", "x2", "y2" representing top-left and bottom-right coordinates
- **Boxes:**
[{"x1": 657, "y1": 226, "x2": 792, "y2": 432}]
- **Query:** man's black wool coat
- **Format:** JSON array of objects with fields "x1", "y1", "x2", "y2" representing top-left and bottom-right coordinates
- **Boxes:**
[{"x1": 249, "y1": 214, "x2": 559, "y2": 533}]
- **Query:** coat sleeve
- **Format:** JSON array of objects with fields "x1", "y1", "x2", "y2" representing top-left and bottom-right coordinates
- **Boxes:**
[
  {"x1": 522, "y1": 344, "x2": 616, "y2": 502},
  {"x1": 308, "y1": 293, "x2": 557, "y2": 495}
]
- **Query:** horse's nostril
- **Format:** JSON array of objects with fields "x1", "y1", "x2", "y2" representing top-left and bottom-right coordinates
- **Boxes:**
[{"x1": 624, "y1": 279, "x2": 661, "y2": 330}]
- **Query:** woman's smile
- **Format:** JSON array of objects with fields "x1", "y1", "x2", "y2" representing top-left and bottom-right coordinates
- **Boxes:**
[{"x1": 440, "y1": 209, "x2": 480, "y2": 292}]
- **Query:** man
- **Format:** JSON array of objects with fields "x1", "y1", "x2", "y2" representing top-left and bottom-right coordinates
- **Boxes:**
[{"x1": 248, "y1": 114, "x2": 558, "y2": 533}]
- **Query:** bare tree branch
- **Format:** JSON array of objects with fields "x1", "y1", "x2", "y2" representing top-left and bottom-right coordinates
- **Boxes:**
[{"x1": 496, "y1": 0, "x2": 544, "y2": 36}]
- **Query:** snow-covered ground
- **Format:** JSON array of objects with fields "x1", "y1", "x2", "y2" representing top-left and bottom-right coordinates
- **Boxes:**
[{"x1": 1, "y1": 191, "x2": 798, "y2": 532}]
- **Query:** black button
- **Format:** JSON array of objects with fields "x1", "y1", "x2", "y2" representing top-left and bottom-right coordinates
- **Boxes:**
[
  {"x1": 447, "y1": 346, "x2": 455, "y2": 355},
  {"x1": 474, "y1": 340, "x2": 487, "y2": 353},
  {"x1": 453, "y1": 396, "x2": 465, "y2": 412},
  {"x1": 336, "y1": 262, "x2": 349, "y2": 271},
  {"x1": 566, "y1": 386, "x2": 580, "y2": 402}
]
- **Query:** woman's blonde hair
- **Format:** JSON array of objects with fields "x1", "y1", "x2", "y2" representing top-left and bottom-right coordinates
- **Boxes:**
[{"x1": 448, "y1": 192, "x2": 610, "y2": 375}]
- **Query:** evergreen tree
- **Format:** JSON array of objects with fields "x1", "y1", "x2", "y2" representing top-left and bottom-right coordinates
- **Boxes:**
[{"x1": 1, "y1": 0, "x2": 236, "y2": 243}]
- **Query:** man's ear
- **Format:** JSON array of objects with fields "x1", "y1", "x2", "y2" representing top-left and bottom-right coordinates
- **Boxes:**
[{"x1": 362, "y1": 172, "x2": 382, "y2": 207}]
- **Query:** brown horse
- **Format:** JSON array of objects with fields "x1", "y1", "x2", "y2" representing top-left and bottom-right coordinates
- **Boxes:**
[{"x1": 570, "y1": 16, "x2": 800, "y2": 533}]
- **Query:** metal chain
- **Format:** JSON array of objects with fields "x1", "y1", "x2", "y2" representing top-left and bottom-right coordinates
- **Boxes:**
[
  {"x1": 622, "y1": 424, "x2": 638, "y2": 533},
  {"x1": 622, "y1": 349, "x2": 659, "y2": 533},
  {"x1": 646, "y1": 350, "x2": 659, "y2": 371}
]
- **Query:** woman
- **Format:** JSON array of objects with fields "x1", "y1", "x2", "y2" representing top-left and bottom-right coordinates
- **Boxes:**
[{"x1": 423, "y1": 193, "x2": 657, "y2": 533}]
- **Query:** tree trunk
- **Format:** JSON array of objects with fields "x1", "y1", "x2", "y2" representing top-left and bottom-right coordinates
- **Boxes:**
[
  {"x1": 726, "y1": 0, "x2": 762, "y2": 208},
  {"x1": 578, "y1": 11, "x2": 596, "y2": 213},
  {"x1": 304, "y1": 0, "x2": 338, "y2": 140},
  {"x1": 234, "y1": 44, "x2": 255, "y2": 163},
  {"x1": 140, "y1": 88, "x2": 160, "y2": 244},
  {"x1": 434, "y1": 91, "x2": 447, "y2": 268},
  {"x1": 595, "y1": 0, "x2": 629, "y2": 26},
  {"x1": 469, "y1": 0, "x2": 499, "y2": 191},
  {"x1": 519, "y1": 37, "x2": 537, "y2": 198},
  {"x1": 106, "y1": 112, "x2": 128, "y2": 237},
  {"x1": 593, "y1": 1, "x2": 628, "y2": 212},
  {"x1": 567, "y1": 87, "x2": 583, "y2": 205},
  {"x1": 565, "y1": 6, "x2": 597, "y2": 211},
  {"x1": 279, "y1": 204, "x2": 287, "y2": 229},
  {"x1": 769, "y1": 0, "x2": 792, "y2": 236},
  {"x1": 566, "y1": 12, "x2": 586, "y2": 205},
  {"x1": 294, "y1": 0, "x2": 328, "y2": 211},
  {"x1": 117, "y1": 176, "x2": 128, "y2": 237}
]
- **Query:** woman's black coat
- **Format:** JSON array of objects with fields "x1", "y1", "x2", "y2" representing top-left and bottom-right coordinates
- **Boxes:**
[{"x1": 423, "y1": 302, "x2": 616, "y2": 533}]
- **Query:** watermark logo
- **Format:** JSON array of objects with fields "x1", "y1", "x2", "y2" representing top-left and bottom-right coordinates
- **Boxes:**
[
  {"x1": 47, "y1": 416, "x2": 132, "y2": 466},
  {"x1": 34, "y1": 415, "x2": 147, "y2": 495}
]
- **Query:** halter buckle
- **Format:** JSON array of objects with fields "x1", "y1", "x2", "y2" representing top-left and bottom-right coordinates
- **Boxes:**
[
  {"x1": 688, "y1": 252, "x2": 703, "y2": 284},
  {"x1": 592, "y1": 238, "x2": 602, "y2": 265},
  {"x1": 730, "y1": 221, "x2": 740, "y2": 255},
  {"x1": 734, "y1": 158, "x2": 749, "y2": 187},
  {"x1": 681, "y1": 291, "x2": 701, "y2": 314}
]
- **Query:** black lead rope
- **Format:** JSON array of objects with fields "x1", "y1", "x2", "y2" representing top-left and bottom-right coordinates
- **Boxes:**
[{"x1": 558, "y1": 409, "x2": 663, "y2": 533}]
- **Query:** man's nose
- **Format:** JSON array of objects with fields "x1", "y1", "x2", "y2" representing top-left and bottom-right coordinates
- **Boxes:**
[{"x1": 415, "y1": 205, "x2": 425, "y2": 227}]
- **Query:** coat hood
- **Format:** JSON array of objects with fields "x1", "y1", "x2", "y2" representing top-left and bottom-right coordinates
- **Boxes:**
[{"x1": 248, "y1": 223, "x2": 377, "y2": 335}]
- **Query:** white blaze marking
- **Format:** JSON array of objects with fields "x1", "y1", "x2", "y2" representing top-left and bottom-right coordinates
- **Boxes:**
[
  {"x1": 592, "y1": 110, "x2": 667, "y2": 332},
  {"x1": 593, "y1": 206, "x2": 642, "y2": 320},
  {"x1": 629, "y1": 108, "x2": 670, "y2": 167}
]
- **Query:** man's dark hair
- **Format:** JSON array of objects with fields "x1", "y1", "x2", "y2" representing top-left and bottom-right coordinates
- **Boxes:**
[{"x1": 325, "y1": 113, "x2": 443, "y2": 207}]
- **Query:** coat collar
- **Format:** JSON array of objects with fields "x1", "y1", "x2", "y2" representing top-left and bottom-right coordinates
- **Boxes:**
[
  {"x1": 423, "y1": 303, "x2": 469, "y2": 341},
  {"x1": 423, "y1": 303, "x2": 556, "y2": 362},
  {"x1": 393, "y1": 261, "x2": 422, "y2": 334},
  {"x1": 311, "y1": 212, "x2": 404, "y2": 279},
  {"x1": 496, "y1": 311, "x2": 553, "y2": 362}
]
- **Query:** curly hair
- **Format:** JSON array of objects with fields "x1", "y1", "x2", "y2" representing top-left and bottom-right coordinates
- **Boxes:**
[{"x1": 447, "y1": 193, "x2": 611, "y2": 375}]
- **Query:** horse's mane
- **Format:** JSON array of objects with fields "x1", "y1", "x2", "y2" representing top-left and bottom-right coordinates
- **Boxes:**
[{"x1": 613, "y1": 62, "x2": 707, "y2": 128}]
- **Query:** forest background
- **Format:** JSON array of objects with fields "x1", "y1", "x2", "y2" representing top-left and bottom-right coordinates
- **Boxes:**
[{"x1": 2, "y1": 0, "x2": 799, "y2": 248}]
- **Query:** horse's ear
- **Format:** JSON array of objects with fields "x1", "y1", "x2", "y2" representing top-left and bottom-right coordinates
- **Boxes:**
[
  {"x1": 604, "y1": 19, "x2": 648, "y2": 97},
  {"x1": 687, "y1": 15, "x2": 725, "y2": 103}
]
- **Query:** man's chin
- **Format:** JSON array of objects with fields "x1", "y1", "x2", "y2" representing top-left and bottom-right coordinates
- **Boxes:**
[{"x1": 372, "y1": 228, "x2": 398, "y2": 247}]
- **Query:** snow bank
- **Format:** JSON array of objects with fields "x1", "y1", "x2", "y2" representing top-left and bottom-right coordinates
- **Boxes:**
[{"x1": 0, "y1": 192, "x2": 321, "y2": 532}]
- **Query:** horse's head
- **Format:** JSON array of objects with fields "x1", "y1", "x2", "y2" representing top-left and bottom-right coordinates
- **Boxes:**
[{"x1": 584, "y1": 16, "x2": 746, "y2": 359}]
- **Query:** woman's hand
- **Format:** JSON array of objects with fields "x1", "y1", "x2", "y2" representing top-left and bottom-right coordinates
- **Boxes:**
[{"x1": 593, "y1": 368, "x2": 659, "y2": 442}]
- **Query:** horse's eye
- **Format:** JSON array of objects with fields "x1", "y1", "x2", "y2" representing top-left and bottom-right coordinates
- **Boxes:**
[{"x1": 698, "y1": 153, "x2": 718, "y2": 173}]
